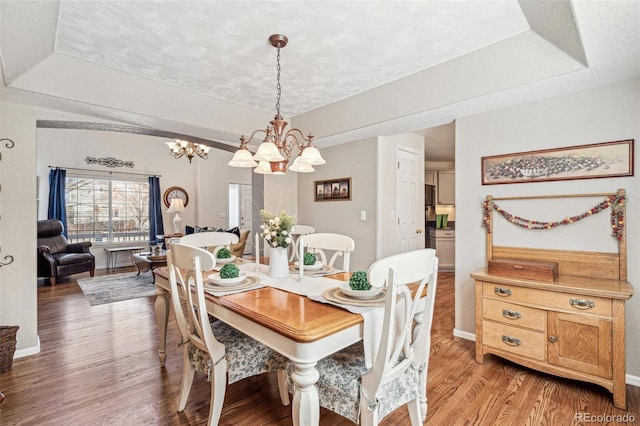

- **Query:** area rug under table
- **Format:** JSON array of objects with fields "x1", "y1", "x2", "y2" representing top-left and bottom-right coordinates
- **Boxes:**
[{"x1": 77, "y1": 272, "x2": 157, "y2": 306}]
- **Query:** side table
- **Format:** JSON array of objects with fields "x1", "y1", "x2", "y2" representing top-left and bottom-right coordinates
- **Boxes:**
[
  {"x1": 104, "y1": 246, "x2": 145, "y2": 272},
  {"x1": 133, "y1": 251, "x2": 167, "y2": 277}
]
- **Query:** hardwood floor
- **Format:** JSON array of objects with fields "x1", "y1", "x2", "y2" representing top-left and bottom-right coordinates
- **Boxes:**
[{"x1": 0, "y1": 269, "x2": 638, "y2": 425}]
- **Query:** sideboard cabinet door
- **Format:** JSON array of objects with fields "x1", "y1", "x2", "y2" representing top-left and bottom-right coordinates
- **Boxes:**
[{"x1": 547, "y1": 311, "x2": 612, "y2": 379}]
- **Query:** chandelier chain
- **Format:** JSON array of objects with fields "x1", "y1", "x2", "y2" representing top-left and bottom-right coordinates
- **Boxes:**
[
  {"x1": 229, "y1": 34, "x2": 324, "y2": 174},
  {"x1": 275, "y1": 46, "x2": 281, "y2": 116}
]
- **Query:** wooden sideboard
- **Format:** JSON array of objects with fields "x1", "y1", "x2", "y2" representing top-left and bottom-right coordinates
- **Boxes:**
[
  {"x1": 473, "y1": 190, "x2": 634, "y2": 409},
  {"x1": 472, "y1": 268, "x2": 633, "y2": 409}
]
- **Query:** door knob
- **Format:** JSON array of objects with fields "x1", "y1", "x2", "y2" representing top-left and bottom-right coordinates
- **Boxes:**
[{"x1": 416, "y1": 229, "x2": 423, "y2": 234}]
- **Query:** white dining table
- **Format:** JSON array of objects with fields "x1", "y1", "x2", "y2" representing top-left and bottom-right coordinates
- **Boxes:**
[{"x1": 153, "y1": 262, "x2": 370, "y2": 426}]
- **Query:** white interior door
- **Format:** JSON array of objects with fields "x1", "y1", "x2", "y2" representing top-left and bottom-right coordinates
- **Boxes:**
[
  {"x1": 396, "y1": 148, "x2": 423, "y2": 252},
  {"x1": 239, "y1": 184, "x2": 253, "y2": 255}
]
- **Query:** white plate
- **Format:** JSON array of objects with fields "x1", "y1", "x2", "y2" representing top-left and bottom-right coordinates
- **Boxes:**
[
  {"x1": 208, "y1": 272, "x2": 246, "y2": 286},
  {"x1": 216, "y1": 255, "x2": 237, "y2": 265},
  {"x1": 294, "y1": 261, "x2": 324, "y2": 271},
  {"x1": 340, "y1": 282, "x2": 383, "y2": 299}
]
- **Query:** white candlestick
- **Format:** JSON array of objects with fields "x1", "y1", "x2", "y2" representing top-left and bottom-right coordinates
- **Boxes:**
[
  {"x1": 255, "y1": 232, "x2": 260, "y2": 271},
  {"x1": 298, "y1": 235, "x2": 304, "y2": 280}
]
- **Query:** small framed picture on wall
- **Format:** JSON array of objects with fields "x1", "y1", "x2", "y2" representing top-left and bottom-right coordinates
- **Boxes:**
[{"x1": 314, "y1": 177, "x2": 351, "y2": 202}]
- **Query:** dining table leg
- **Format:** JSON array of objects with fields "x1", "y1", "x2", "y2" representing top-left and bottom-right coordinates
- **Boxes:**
[
  {"x1": 155, "y1": 285, "x2": 170, "y2": 367},
  {"x1": 291, "y1": 361, "x2": 320, "y2": 426}
]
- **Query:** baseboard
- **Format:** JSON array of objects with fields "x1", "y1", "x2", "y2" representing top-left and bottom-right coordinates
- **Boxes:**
[
  {"x1": 453, "y1": 328, "x2": 475, "y2": 341},
  {"x1": 13, "y1": 335, "x2": 40, "y2": 359},
  {"x1": 626, "y1": 373, "x2": 640, "y2": 387}
]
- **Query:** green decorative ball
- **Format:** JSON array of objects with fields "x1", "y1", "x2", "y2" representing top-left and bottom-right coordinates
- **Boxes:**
[
  {"x1": 349, "y1": 270, "x2": 371, "y2": 291},
  {"x1": 217, "y1": 247, "x2": 232, "y2": 259},
  {"x1": 219, "y1": 263, "x2": 240, "y2": 279},
  {"x1": 303, "y1": 252, "x2": 317, "y2": 266}
]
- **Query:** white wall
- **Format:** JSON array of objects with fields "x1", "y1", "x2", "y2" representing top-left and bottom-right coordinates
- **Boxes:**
[
  {"x1": 455, "y1": 78, "x2": 640, "y2": 377},
  {"x1": 196, "y1": 149, "x2": 252, "y2": 228},
  {"x1": 36, "y1": 126, "x2": 253, "y2": 269}
]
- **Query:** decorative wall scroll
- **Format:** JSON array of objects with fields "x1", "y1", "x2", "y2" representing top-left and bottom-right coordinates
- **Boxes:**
[
  {"x1": 0, "y1": 248, "x2": 14, "y2": 268},
  {"x1": 481, "y1": 139, "x2": 634, "y2": 185},
  {"x1": 85, "y1": 156, "x2": 135, "y2": 168},
  {"x1": 0, "y1": 138, "x2": 15, "y2": 162},
  {"x1": 314, "y1": 177, "x2": 351, "y2": 202},
  {"x1": 0, "y1": 138, "x2": 15, "y2": 268}
]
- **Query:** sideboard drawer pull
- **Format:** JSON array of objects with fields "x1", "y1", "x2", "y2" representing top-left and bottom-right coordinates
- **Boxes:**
[
  {"x1": 502, "y1": 309, "x2": 522, "y2": 320},
  {"x1": 501, "y1": 335, "x2": 521, "y2": 346},
  {"x1": 512, "y1": 265, "x2": 524, "y2": 269},
  {"x1": 494, "y1": 287, "x2": 512, "y2": 297},
  {"x1": 570, "y1": 298, "x2": 595, "y2": 309}
]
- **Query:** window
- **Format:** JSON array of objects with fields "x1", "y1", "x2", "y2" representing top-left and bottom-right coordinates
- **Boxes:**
[{"x1": 65, "y1": 176, "x2": 149, "y2": 244}]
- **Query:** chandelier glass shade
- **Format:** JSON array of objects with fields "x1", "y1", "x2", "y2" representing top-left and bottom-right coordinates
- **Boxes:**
[
  {"x1": 166, "y1": 140, "x2": 211, "y2": 163},
  {"x1": 228, "y1": 34, "x2": 325, "y2": 175}
]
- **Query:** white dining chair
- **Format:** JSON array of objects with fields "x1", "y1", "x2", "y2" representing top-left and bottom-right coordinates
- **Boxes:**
[
  {"x1": 301, "y1": 232, "x2": 355, "y2": 271},
  {"x1": 304, "y1": 248, "x2": 439, "y2": 425},
  {"x1": 178, "y1": 231, "x2": 239, "y2": 257},
  {"x1": 288, "y1": 224, "x2": 316, "y2": 262},
  {"x1": 167, "y1": 243, "x2": 289, "y2": 425}
]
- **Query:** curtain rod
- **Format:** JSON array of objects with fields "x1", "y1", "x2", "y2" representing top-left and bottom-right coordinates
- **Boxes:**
[{"x1": 49, "y1": 166, "x2": 160, "y2": 178}]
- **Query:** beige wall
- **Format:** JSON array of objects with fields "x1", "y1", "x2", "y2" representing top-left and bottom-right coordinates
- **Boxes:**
[
  {"x1": 296, "y1": 138, "x2": 378, "y2": 272},
  {"x1": 455, "y1": 78, "x2": 640, "y2": 378},
  {"x1": 4, "y1": 77, "x2": 640, "y2": 384},
  {"x1": 0, "y1": 102, "x2": 38, "y2": 355}
]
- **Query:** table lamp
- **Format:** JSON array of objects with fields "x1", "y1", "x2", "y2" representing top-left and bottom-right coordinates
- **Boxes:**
[{"x1": 166, "y1": 198, "x2": 186, "y2": 235}]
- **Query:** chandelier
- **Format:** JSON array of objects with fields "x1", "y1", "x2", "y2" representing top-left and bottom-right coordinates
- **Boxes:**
[
  {"x1": 166, "y1": 140, "x2": 211, "y2": 163},
  {"x1": 228, "y1": 34, "x2": 325, "y2": 175}
]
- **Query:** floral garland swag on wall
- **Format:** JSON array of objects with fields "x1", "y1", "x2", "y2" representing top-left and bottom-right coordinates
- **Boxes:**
[{"x1": 482, "y1": 193, "x2": 626, "y2": 241}]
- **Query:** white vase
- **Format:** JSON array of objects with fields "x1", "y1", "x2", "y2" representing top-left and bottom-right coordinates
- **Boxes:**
[{"x1": 269, "y1": 246, "x2": 290, "y2": 278}]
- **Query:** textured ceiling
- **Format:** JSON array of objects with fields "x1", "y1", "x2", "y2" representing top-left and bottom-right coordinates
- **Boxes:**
[
  {"x1": 1, "y1": 0, "x2": 639, "y2": 164},
  {"x1": 54, "y1": 0, "x2": 528, "y2": 116}
]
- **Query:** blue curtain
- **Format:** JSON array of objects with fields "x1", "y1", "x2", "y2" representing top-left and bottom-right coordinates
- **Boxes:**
[
  {"x1": 148, "y1": 176, "x2": 164, "y2": 242},
  {"x1": 48, "y1": 168, "x2": 67, "y2": 237}
]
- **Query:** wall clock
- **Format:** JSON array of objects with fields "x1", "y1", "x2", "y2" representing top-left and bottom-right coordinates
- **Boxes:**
[{"x1": 163, "y1": 186, "x2": 189, "y2": 208}]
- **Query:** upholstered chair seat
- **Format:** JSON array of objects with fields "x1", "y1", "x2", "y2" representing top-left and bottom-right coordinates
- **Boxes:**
[
  {"x1": 187, "y1": 318, "x2": 286, "y2": 385},
  {"x1": 290, "y1": 341, "x2": 422, "y2": 423},
  {"x1": 289, "y1": 249, "x2": 438, "y2": 425},
  {"x1": 168, "y1": 243, "x2": 289, "y2": 425}
]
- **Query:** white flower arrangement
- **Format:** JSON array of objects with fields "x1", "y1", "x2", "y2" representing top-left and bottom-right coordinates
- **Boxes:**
[{"x1": 259, "y1": 210, "x2": 295, "y2": 248}]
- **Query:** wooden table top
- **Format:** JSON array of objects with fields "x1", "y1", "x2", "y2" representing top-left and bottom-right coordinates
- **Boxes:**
[{"x1": 153, "y1": 267, "x2": 363, "y2": 344}]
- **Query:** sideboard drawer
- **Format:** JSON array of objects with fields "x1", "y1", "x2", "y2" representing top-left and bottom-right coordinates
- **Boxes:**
[
  {"x1": 482, "y1": 321, "x2": 547, "y2": 361},
  {"x1": 482, "y1": 282, "x2": 612, "y2": 317},
  {"x1": 483, "y1": 298, "x2": 545, "y2": 331},
  {"x1": 483, "y1": 321, "x2": 546, "y2": 361}
]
